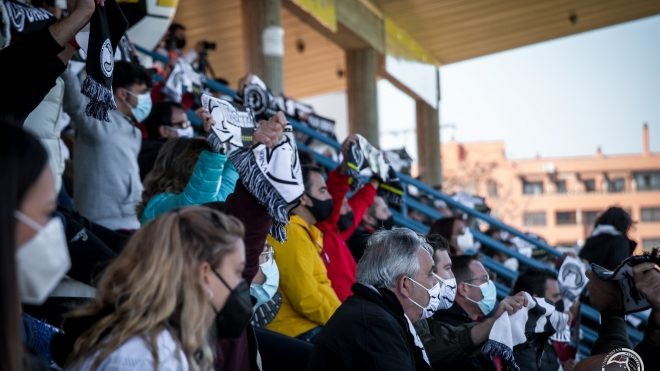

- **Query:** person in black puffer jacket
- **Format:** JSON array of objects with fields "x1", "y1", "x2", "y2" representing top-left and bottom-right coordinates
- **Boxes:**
[{"x1": 579, "y1": 207, "x2": 636, "y2": 270}]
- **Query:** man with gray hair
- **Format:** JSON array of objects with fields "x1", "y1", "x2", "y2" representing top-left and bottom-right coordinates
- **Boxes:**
[{"x1": 307, "y1": 228, "x2": 439, "y2": 370}]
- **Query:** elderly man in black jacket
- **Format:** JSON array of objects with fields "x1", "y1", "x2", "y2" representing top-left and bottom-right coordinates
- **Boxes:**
[{"x1": 307, "y1": 228, "x2": 440, "y2": 371}]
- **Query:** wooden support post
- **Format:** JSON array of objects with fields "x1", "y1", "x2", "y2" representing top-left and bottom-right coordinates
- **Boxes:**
[
  {"x1": 242, "y1": 0, "x2": 284, "y2": 95},
  {"x1": 346, "y1": 48, "x2": 379, "y2": 145}
]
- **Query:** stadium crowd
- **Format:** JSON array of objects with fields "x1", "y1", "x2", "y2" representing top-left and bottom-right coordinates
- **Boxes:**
[{"x1": 1, "y1": 1, "x2": 659, "y2": 370}]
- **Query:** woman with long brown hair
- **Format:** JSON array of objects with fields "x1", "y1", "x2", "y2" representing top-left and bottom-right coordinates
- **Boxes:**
[
  {"x1": 137, "y1": 137, "x2": 239, "y2": 223},
  {"x1": 52, "y1": 206, "x2": 251, "y2": 370}
]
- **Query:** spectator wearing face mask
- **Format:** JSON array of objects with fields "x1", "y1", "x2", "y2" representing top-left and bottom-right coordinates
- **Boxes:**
[
  {"x1": 51, "y1": 207, "x2": 249, "y2": 370},
  {"x1": 307, "y1": 228, "x2": 441, "y2": 370},
  {"x1": 315, "y1": 136, "x2": 379, "y2": 302},
  {"x1": 415, "y1": 235, "x2": 527, "y2": 370},
  {"x1": 346, "y1": 195, "x2": 393, "y2": 262},
  {"x1": 138, "y1": 101, "x2": 194, "y2": 180},
  {"x1": 266, "y1": 165, "x2": 341, "y2": 343},
  {"x1": 250, "y1": 243, "x2": 281, "y2": 328},
  {"x1": 62, "y1": 61, "x2": 152, "y2": 231},
  {"x1": 511, "y1": 270, "x2": 566, "y2": 371},
  {"x1": 1, "y1": 124, "x2": 71, "y2": 370},
  {"x1": 429, "y1": 216, "x2": 466, "y2": 256},
  {"x1": 433, "y1": 254, "x2": 528, "y2": 370}
]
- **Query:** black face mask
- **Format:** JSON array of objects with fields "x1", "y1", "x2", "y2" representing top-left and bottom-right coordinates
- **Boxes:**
[
  {"x1": 212, "y1": 270, "x2": 253, "y2": 338},
  {"x1": 306, "y1": 194, "x2": 333, "y2": 223},
  {"x1": 376, "y1": 216, "x2": 394, "y2": 230},
  {"x1": 554, "y1": 299, "x2": 565, "y2": 313},
  {"x1": 338, "y1": 211, "x2": 354, "y2": 232}
]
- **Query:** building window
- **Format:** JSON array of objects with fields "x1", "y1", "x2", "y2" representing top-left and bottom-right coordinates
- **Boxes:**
[
  {"x1": 642, "y1": 238, "x2": 660, "y2": 251},
  {"x1": 584, "y1": 179, "x2": 596, "y2": 192},
  {"x1": 641, "y1": 207, "x2": 660, "y2": 222},
  {"x1": 523, "y1": 181, "x2": 544, "y2": 195},
  {"x1": 523, "y1": 212, "x2": 547, "y2": 226},
  {"x1": 583, "y1": 210, "x2": 601, "y2": 226},
  {"x1": 556, "y1": 211, "x2": 577, "y2": 225},
  {"x1": 607, "y1": 178, "x2": 625, "y2": 193},
  {"x1": 487, "y1": 180, "x2": 498, "y2": 198},
  {"x1": 634, "y1": 171, "x2": 660, "y2": 191},
  {"x1": 555, "y1": 180, "x2": 567, "y2": 194}
]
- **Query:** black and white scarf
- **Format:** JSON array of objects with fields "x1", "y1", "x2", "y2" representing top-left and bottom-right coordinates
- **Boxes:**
[
  {"x1": 557, "y1": 255, "x2": 588, "y2": 310},
  {"x1": 483, "y1": 292, "x2": 569, "y2": 371},
  {"x1": 81, "y1": 0, "x2": 128, "y2": 121},
  {"x1": 202, "y1": 94, "x2": 304, "y2": 242},
  {"x1": 0, "y1": 0, "x2": 55, "y2": 48},
  {"x1": 238, "y1": 74, "x2": 277, "y2": 120},
  {"x1": 345, "y1": 134, "x2": 404, "y2": 205},
  {"x1": 591, "y1": 248, "x2": 660, "y2": 314},
  {"x1": 163, "y1": 58, "x2": 201, "y2": 103}
]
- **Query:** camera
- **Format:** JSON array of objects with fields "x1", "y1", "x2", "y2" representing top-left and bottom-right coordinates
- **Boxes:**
[{"x1": 200, "y1": 40, "x2": 216, "y2": 51}]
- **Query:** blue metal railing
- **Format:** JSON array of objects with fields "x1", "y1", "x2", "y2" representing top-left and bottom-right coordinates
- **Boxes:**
[{"x1": 134, "y1": 44, "x2": 646, "y2": 347}]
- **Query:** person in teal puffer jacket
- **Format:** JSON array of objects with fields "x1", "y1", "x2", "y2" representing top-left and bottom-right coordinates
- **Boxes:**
[{"x1": 137, "y1": 136, "x2": 239, "y2": 224}]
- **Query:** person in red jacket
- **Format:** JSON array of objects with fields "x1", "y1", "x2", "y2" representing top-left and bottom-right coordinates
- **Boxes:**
[{"x1": 316, "y1": 136, "x2": 379, "y2": 302}]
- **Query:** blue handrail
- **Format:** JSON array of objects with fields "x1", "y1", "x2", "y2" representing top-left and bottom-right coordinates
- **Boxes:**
[{"x1": 471, "y1": 229, "x2": 558, "y2": 274}]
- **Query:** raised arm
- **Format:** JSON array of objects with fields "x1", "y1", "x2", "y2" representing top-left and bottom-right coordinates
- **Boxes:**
[
  {"x1": 341, "y1": 179, "x2": 378, "y2": 240},
  {"x1": 140, "y1": 150, "x2": 230, "y2": 223}
]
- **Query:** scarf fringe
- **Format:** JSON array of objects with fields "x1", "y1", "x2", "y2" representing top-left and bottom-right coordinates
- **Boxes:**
[
  {"x1": 483, "y1": 340, "x2": 519, "y2": 371},
  {"x1": 81, "y1": 76, "x2": 117, "y2": 122},
  {"x1": 229, "y1": 146, "x2": 298, "y2": 242}
]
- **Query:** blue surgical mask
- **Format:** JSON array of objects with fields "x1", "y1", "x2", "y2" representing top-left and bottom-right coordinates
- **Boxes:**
[
  {"x1": 126, "y1": 90, "x2": 152, "y2": 122},
  {"x1": 463, "y1": 280, "x2": 497, "y2": 315},
  {"x1": 250, "y1": 258, "x2": 279, "y2": 308}
]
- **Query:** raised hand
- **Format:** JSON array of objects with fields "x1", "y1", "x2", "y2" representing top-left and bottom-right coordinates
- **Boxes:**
[
  {"x1": 254, "y1": 111, "x2": 286, "y2": 148},
  {"x1": 195, "y1": 107, "x2": 214, "y2": 133},
  {"x1": 493, "y1": 291, "x2": 528, "y2": 318}
]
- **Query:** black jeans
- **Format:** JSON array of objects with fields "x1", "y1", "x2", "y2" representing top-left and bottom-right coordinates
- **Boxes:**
[{"x1": 254, "y1": 327, "x2": 314, "y2": 371}]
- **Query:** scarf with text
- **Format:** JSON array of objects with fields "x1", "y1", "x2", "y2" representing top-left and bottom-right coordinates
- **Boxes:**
[
  {"x1": 202, "y1": 94, "x2": 304, "y2": 242},
  {"x1": 0, "y1": 0, "x2": 55, "y2": 48}
]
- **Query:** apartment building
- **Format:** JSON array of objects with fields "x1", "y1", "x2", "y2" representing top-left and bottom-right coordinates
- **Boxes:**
[{"x1": 441, "y1": 124, "x2": 660, "y2": 250}]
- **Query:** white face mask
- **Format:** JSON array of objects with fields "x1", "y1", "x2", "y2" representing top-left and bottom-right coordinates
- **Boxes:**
[
  {"x1": 437, "y1": 276, "x2": 457, "y2": 310},
  {"x1": 457, "y1": 229, "x2": 475, "y2": 252},
  {"x1": 166, "y1": 125, "x2": 194, "y2": 138},
  {"x1": 407, "y1": 274, "x2": 441, "y2": 319},
  {"x1": 15, "y1": 211, "x2": 71, "y2": 305}
]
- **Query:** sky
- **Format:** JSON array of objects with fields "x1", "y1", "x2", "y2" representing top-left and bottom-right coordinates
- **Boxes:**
[{"x1": 375, "y1": 14, "x2": 660, "y2": 160}]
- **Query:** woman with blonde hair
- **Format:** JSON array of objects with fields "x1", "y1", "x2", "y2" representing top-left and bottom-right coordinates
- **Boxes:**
[{"x1": 51, "y1": 206, "x2": 252, "y2": 370}]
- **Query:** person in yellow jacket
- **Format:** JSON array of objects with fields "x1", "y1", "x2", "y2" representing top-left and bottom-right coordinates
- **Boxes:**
[{"x1": 267, "y1": 164, "x2": 342, "y2": 343}]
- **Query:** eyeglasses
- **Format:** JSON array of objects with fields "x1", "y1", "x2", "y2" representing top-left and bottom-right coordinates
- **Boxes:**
[
  {"x1": 259, "y1": 245, "x2": 274, "y2": 265},
  {"x1": 464, "y1": 274, "x2": 490, "y2": 285},
  {"x1": 169, "y1": 119, "x2": 191, "y2": 129}
]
